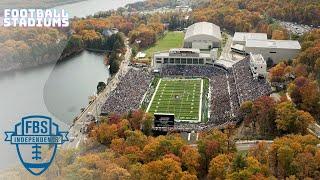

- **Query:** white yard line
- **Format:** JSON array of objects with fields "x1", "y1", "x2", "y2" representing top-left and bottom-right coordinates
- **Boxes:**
[{"x1": 146, "y1": 79, "x2": 162, "y2": 112}]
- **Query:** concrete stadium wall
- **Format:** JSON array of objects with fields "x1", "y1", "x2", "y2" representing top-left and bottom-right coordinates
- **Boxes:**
[{"x1": 245, "y1": 47, "x2": 300, "y2": 64}]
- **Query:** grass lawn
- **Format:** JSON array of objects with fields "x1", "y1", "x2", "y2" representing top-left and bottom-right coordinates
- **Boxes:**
[
  {"x1": 144, "y1": 31, "x2": 184, "y2": 59},
  {"x1": 147, "y1": 78, "x2": 204, "y2": 122}
]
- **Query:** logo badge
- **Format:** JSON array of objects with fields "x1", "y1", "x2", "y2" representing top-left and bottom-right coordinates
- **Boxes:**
[{"x1": 5, "y1": 115, "x2": 68, "y2": 176}]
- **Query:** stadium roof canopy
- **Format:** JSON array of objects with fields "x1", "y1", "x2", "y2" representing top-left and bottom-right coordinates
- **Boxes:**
[
  {"x1": 246, "y1": 39, "x2": 301, "y2": 49},
  {"x1": 184, "y1": 22, "x2": 222, "y2": 42},
  {"x1": 233, "y1": 32, "x2": 268, "y2": 42}
]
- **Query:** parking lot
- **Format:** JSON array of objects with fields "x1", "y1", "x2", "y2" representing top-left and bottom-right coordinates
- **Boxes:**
[{"x1": 278, "y1": 20, "x2": 315, "y2": 36}]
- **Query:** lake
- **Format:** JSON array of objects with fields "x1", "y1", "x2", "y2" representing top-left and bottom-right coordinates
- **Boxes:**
[{"x1": 56, "y1": 0, "x2": 139, "y2": 18}]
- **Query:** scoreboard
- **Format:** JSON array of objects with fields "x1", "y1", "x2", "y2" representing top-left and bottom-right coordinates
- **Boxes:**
[{"x1": 154, "y1": 113, "x2": 174, "y2": 127}]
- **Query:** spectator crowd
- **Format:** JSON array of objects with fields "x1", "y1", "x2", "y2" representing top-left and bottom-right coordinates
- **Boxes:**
[
  {"x1": 232, "y1": 58, "x2": 272, "y2": 105},
  {"x1": 101, "y1": 58, "x2": 272, "y2": 130},
  {"x1": 101, "y1": 68, "x2": 153, "y2": 115}
]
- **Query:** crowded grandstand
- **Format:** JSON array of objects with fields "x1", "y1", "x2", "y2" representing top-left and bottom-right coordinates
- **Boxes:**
[{"x1": 101, "y1": 56, "x2": 272, "y2": 131}]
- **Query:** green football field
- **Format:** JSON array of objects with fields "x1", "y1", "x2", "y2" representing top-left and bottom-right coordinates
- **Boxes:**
[{"x1": 147, "y1": 79, "x2": 203, "y2": 122}]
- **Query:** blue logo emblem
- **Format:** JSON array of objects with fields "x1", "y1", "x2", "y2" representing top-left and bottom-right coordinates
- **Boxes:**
[{"x1": 4, "y1": 115, "x2": 69, "y2": 176}]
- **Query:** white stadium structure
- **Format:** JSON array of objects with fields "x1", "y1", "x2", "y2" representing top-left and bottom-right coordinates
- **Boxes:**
[
  {"x1": 232, "y1": 32, "x2": 301, "y2": 65},
  {"x1": 153, "y1": 48, "x2": 216, "y2": 69},
  {"x1": 184, "y1": 22, "x2": 222, "y2": 50},
  {"x1": 245, "y1": 39, "x2": 301, "y2": 64},
  {"x1": 232, "y1": 32, "x2": 268, "y2": 45}
]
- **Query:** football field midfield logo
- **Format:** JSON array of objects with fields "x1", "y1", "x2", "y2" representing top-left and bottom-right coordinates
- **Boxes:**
[{"x1": 4, "y1": 115, "x2": 68, "y2": 176}]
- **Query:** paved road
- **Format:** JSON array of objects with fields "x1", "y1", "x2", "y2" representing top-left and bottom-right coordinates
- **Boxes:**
[
  {"x1": 216, "y1": 34, "x2": 237, "y2": 68},
  {"x1": 219, "y1": 34, "x2": 232, "y2": 61},
  {"x1": 235, "y1": 140, "x2": 273, "y2": 151},
  {"x1": 63, "y1": 39, "x2": 132, "y2": 149}
]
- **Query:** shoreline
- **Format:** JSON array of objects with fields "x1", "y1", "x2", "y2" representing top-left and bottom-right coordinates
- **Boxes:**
[
  {"x1": 0, "y1": 48, "x2": 85, "y2": 73},
  {"x1": 63, "y1": 40, "x2": 132, "y2": 149},
  {"x1": 0, "y1": 0, "x2": 138, "y2": 73}
]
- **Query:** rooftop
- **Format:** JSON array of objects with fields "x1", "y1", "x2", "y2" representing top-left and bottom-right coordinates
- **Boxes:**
[
  {"x1": 231, "y1": 44, "x2": 245, "y2": 51},
  {"x1": 246, "y1": 39, "x2": 301, "y2": 49},
  {"x1": 169, "y1": 48, "x2": 201, "y2": 54},
  {"x1": 233, "y1": 32, "x2": 268, "y2": 42},
  {"x1": 250, "y1": 53, "x2": 266, "y2": 64},
  {"x1": 185, "y1": 22, "x2": 222, "y2": 41},
  {"x1": 154, "y1": 51, "x2": 211, "y2": 58}
]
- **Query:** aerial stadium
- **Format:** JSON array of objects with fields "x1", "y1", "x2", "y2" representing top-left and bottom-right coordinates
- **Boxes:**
[{"x1": 100, "y1": 22, "x2": 299, "y2": 132}]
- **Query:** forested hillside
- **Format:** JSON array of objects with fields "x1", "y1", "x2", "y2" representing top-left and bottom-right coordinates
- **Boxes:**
[
  {"x1": 128, "y1": 0, "x2": 320, "y2": 27},
  {"x1": 19, "y1": 110, "x2": 319, "y2": 179},
  {"x1": 0, "y1": 28, "x2": 67, "y2": 72},
  {"x1": 268, "y1": 29, "x2": 320, "y2": 121},
  {"x1": 241, "y1": 0, "x2": 320, "y2": 26},
  {"x1": 192, "y1": 0, "x2": 320, "y2": 27}
]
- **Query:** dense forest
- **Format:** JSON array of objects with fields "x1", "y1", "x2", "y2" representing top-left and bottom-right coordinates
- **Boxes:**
[
  {"x1": 241, "y1": 0, "x2": 320, "y2": 26},
  {"x1": 268, "y1": 29, "x2": 320, "y2": 121},
  {"x1": 127, "y1": 0, "x2": 320, "y2": 27},
  {"x1": 192, "y1": 0, "x2": 288, "y2": 38},
  {"x1": 0, "y1": 27, "x2": 67, "y2": 72},
  {"x1": 8, "y1": 110, "x2": 316, "y2": 179}
]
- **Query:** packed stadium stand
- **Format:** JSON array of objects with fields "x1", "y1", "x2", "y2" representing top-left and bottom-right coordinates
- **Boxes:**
[{"x1": 101, "y1": 57, "x2": 272, "y2": 131}]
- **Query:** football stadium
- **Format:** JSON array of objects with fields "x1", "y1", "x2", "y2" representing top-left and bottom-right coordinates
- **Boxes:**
[
  {"x1": 101, "y1": 22, "x2": 275, "y2": 131},
  {"x1": 146, "y1": 78, "x2": 204, "y2": 123}
]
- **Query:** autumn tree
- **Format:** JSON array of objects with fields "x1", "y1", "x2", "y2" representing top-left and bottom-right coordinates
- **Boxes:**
[
  {"x1": 269, "y1": 62, "x2": 291, "y2": 85},
  {"x1": 90, "y1": 119, "x2": 130, "y2": 145},
  {"x1": 197, "y1": 129, "x2": 235, "y2": 174},
  {"x1": 142, "y1": 134, "x2": 185, "y2": 162},
  {"x1": 268, "y1": 135, "x2": 320, "y2": 178},
  {"x1": 271, "y1": 29, "x2": 288, "y2": 40},
  {"x1": 227, "y1": 155, "x2": 268, "y2": 179},
  {"x1": 208, "y1": 154, "x2": 233, "y2": 179},
  {"x1": 179, "y1": 145, "x2": 201, "y2": 175},
  {"x1": 275, "y1": 101, "x2": 314, "y2": 135},
  {"x1": 141, "y1": 158, "x2": 189, "y2": 180},
  {"x1": 288, "y1": 77, "x2": 320, "y2": 120},
  {"x1": 142, "y1": 113, "x2": 153, "y2": 136},
  {"x1": 240, "y1": 96, "x2": 277, "y2": 138},
  {"x1": 248, "y1": 142, "x2": 269, "y2": 165},
  {"x1": 128, "y1": 109, "x2": 145, "y2": 130},
  {"x1": 129, "y1": 23, "x2": 164, "y2": 48}
]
